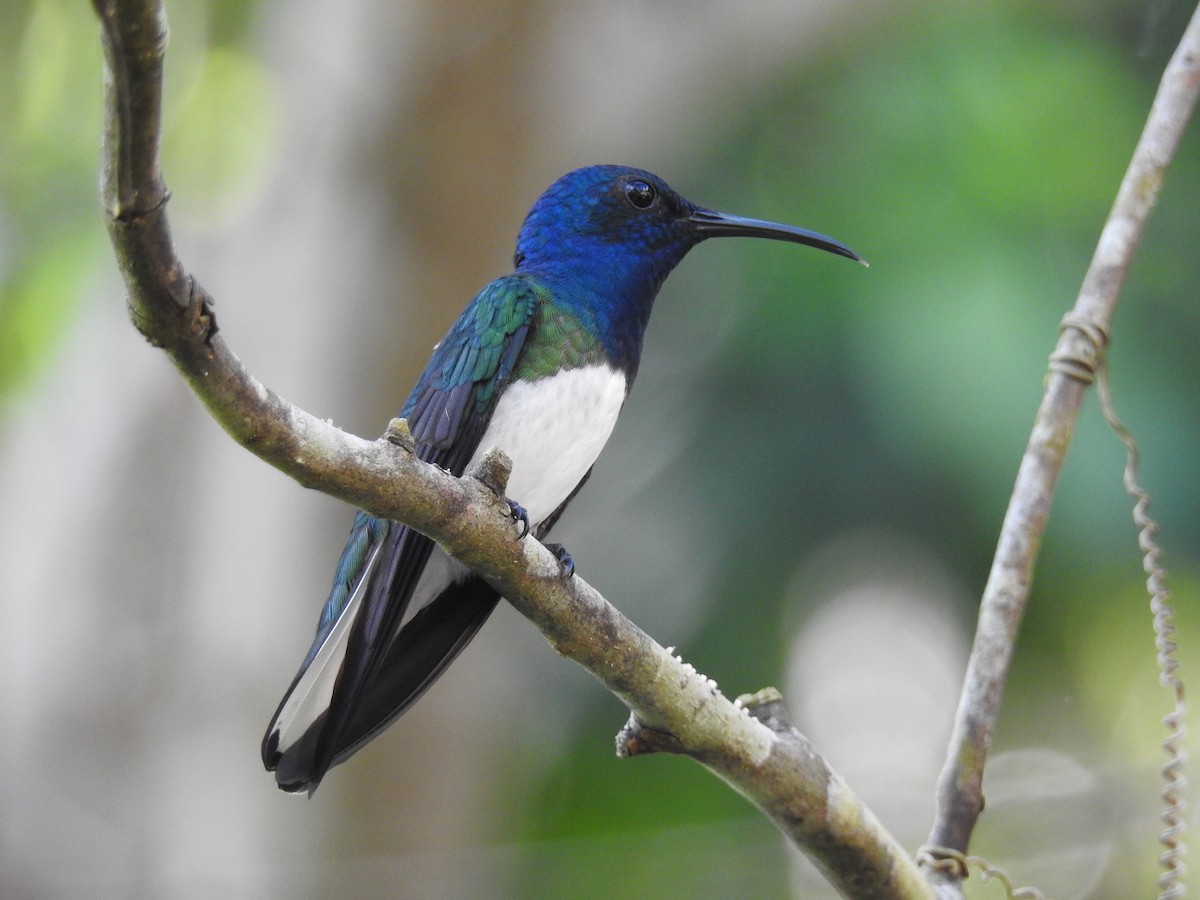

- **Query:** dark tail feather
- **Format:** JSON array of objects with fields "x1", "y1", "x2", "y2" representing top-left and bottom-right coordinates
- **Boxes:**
[
  {"x1": 264, "y1": 573, "x2": 500, "y2": 794},
  {"x1": 332, "y1": 576, "x2": 501, "y2": 765}
]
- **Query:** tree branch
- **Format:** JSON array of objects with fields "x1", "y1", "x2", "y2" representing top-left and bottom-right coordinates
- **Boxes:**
[
  {"x1": 923, "y1": 4, "x2": 1200, "y2": 893},
  {"x1": 90, "y1": 1, "x2": 930, "y2": 896}
]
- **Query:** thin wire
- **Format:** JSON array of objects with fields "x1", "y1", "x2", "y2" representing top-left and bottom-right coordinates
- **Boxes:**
[
  {"x1": 922, "y1": 315, "x2": 1188, "y2": 899},
  {"x1": 1050, "y1": 312, "x2": 1109, "y2": 384},
  {"x1": 917, "y1": 845, "x2": 1049, "y2": 899},
  {"x1": 1095, "y1": 349, "x2": 1188, "y2": 900}
]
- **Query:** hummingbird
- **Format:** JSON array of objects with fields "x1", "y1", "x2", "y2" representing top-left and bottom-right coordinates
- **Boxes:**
[{"x1": 262, "y1": 164, "x2": 863, "y2": 793}]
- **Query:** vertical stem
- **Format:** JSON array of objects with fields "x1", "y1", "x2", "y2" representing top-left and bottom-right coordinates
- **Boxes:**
[{"x1": 924, "y1": 3, "x2": 1200, "y2": 890}]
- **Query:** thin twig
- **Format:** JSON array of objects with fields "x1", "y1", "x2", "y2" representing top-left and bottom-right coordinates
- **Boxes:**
[
  {"x1": 923, "y1": 4, "x2": 1200, "y2": 894},
  {"x1": 90, "y1": 1, "x2": 929, "y2": 895}
]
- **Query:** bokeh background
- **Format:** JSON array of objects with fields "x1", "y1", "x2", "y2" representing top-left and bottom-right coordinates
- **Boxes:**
[{"x1": 2, "y1": 1, "x2": 1198, "y2": 897}]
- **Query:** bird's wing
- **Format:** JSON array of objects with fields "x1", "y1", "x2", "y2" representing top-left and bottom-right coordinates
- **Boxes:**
[{"x1": 263, "y1": 276, "x2": 543, "y2": 792}]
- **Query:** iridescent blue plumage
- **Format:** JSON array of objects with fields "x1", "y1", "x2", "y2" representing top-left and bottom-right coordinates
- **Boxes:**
[
  {"x1": 515, "y1": 167, "x2": 702, "y2": 376},
  {"x1": 262, "y1": 165, "x2": 863, "y2": 793}
]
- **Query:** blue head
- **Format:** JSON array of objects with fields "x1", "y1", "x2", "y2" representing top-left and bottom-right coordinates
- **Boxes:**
[{"x1": 514, "y1": 165, "x2": 862, "y2": 373}]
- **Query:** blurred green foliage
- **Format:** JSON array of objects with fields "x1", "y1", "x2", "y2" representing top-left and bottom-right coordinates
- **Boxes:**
[
  {"x1": 0, "y1": 0, "x2": 274, "y2": 402},
  {"x1": 1, "y1": 1, "x2": 104, "y2": 398},
  {"x1": 514, "y1": 3, "x2": 1199, "y2": 896}
]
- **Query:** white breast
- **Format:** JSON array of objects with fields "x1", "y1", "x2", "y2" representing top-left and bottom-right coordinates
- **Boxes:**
[
  {"x1": 469, "y1": 364, "x2": 627, "y2": 527},
  {"x1": 268, "y1": 365, "x2": 626, "y2": 760}
]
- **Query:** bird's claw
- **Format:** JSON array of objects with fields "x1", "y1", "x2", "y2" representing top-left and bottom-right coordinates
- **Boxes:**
[
  {"x1": 544, "y1": 543, "x2": 575, "y2": 580},
  {"x1": 507, "y1": 499, "x2": 530, "y2": 539}
]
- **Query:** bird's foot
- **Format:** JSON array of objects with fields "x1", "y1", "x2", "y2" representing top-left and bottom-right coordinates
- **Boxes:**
[
  {"x1": 544, "y1": 543, "x2": 575, "y2": 579},
  {"x1": 507, "y1": 499, "x2": 530, "y2": 539}
]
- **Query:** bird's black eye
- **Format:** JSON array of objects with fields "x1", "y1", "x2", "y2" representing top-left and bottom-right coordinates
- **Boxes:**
[{"x1": 624, "y1": 179, "x2": 657, "y2": 210}]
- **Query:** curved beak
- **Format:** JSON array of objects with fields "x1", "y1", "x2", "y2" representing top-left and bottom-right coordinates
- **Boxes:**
[{"x1": 689, "y1": 208, "x2": 867, "y2": 266}]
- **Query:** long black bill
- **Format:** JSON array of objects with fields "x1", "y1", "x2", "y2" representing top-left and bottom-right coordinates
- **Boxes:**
[{"x1": 689, "y1": 208, "x2": 867, "y2": 266}]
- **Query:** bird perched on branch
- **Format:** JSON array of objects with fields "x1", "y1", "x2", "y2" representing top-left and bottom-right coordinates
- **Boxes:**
[{"x1": 262, "y1": 164, "x2": 863, "y2": 793}]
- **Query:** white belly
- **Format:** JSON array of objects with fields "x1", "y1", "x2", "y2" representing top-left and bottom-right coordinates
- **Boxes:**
[
  {"x1": 468, "y1": 364, "x2": 627, "y2": 527},
  {"x1": 268, "y1": 366, "x2": 626, "y2": 761}
]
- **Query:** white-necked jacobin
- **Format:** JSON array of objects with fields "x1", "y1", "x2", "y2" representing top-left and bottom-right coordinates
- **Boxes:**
[{"x1": 262, "y1": 164, "x2": 863, "y2": 794}]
